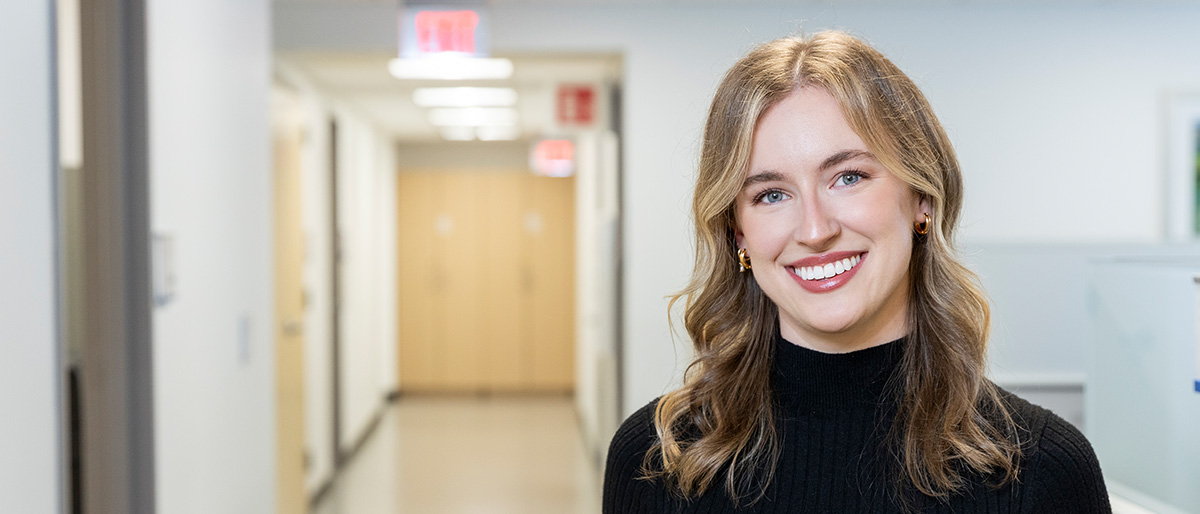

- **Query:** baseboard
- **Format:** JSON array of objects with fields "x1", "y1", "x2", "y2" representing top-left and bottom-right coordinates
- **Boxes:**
[
  {"x1": 341, "y1": 404, "x2": 386, "y2": 468},
  {"x1": 574, "y1": 404, "x2": 601, "y2": 470},
  {"x1": 308, "y1": 474, "x2": 336, "y2": 509},
  {"x1": 308, "y1": 398, "x2": 389, "y2": 509}
]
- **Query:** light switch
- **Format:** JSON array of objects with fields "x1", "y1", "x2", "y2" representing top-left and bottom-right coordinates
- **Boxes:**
[
  {"x1": 152, "y1": 232, "x2": 176, "y2": 306},
  {"x1": 238, "y1": 314, "x2": 251, "y2": 364}
]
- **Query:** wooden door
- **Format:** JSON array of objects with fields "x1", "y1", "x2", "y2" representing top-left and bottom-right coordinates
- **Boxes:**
[
  {"x1": 396, "y1": 171, "x2": 575, "y2": 392},
  {"x1": 481, "y1": 173, "x2": 527, "y2": 390},
  {"x1": 271, "y1": 86, "x2": 306, "y2": 514},
  {"x1": 396, "y1": 172, "x2": 442, "y2": 390},
  {"x1": 528, "y1": 176, "x2": 576, "y2": 390},
  {"x1": 440, "y1": 173, "x2": 487, "y2": 391}
]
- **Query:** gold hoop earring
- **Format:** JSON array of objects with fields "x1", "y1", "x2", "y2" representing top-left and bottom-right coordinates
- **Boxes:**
[
  {"x1": 915, "y1": 213, "x2": 931, "y2": 235},
  {"x1": 737, "y1": 248, "x2": 752, "y2": 272}
]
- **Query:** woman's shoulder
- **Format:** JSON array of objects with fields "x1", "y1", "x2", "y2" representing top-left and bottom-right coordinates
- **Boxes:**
[
  {"x1": 994, "y1": 386, "x2": 1113, "y2": 513},
  {"x1": 606, "y1": 397, "x2": 660, "y2": 476},
  {"x1": 991, "y1": 386, "x2": 1091, "y2": 458},
  {"x1": 603, "y1": 398, "x2": 673, "y2": 513}
]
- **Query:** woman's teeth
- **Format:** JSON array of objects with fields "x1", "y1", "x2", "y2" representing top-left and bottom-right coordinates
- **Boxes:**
[{"x1": 793, "y1": 254, "x2": 861, "y2": 281}]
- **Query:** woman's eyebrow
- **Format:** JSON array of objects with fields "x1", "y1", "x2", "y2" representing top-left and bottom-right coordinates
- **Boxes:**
[
  {"x1": 820, "y1": 149, "x2": 874, "y2": 171},
  {"x1": 742, "y1": 150, "x2": 874, "y2": 189},
  {"x1": 742, "y1": 170, "x2": 785, "y2": 189}
]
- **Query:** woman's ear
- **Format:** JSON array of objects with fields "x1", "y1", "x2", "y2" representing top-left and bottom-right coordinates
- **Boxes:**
[
  {"x1": 734, "y1": 227, "x2": 745, "y2": 250},
  {"x1": 915, "y1": 195, "x2": 932, "y2": 225}
]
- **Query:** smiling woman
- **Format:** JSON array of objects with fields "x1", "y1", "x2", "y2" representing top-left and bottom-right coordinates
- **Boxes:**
[
  {"x1": 603, "y1": 32, "x2": 1112, "y2": 513},
  {"x1": 735, "y1": 87, "x2": 924, "y2": 352}
]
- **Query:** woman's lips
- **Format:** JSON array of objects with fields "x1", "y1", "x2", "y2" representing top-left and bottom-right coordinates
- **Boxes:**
[{"x1": 787, "y1": 251, "x2": 866, "y2": 293}]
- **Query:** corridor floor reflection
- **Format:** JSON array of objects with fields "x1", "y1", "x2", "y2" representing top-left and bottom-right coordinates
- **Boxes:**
[{"x1": 313, "y1": 395, "x2": 603, "y2": 514}]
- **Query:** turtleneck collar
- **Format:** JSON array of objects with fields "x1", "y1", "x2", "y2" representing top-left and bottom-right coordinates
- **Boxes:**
[{"x1": 770, "y1": 328, "x2": 906, "y2": 412}]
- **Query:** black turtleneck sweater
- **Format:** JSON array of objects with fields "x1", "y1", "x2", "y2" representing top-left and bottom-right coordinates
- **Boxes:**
[{"x1": 603, "y1": 334, "x2": 1111, "y2": 513}]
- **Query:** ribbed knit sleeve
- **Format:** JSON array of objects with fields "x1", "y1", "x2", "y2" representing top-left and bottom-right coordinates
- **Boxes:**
[
  {"x1": 1024, "y1": 412, "x2": 1112, "y2": 514},
  {"x1": 603, "y1": 399, "x2": 671, "y2": 514}
]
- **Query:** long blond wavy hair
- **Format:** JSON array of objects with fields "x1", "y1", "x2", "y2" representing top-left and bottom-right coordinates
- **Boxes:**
[{"x1": 648, "y1": 31, "x2": 1021, "y2": 506}]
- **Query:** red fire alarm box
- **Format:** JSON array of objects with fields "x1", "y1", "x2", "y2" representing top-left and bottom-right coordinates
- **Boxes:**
[{"x1": 556, "y1": 85, "x2": 595, "y2": 126}]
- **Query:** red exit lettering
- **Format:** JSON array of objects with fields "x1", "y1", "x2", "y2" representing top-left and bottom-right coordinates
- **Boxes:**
[
  {"x1": 532, "y1": 140, "x2": 575, "y2": 177},
  {"x1": 414, "y1": 10, "x2": 479, "y2": 54}
]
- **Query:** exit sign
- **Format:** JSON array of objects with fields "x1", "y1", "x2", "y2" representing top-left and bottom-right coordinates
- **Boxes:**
[
  {"x1": 531, "y1": 139, "x2": 575, "y2": 177},
  {"x1": 415, "y1": 10, "x2": 477, "y2": 54},
  {"x1": 400, "y1": 8, "x2": 490, "y2": 58}
]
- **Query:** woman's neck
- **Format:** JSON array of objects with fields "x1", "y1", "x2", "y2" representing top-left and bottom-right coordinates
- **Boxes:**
[
  {"x1": 770, "y1": 328, "x2": 905, "y2": 412},
  {"x1": 779, "y1": 317, "x2": 908, "y2": 354}
]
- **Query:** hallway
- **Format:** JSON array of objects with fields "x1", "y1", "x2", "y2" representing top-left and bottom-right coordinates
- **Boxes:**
[
  {"x1": 313, "y1": 396, "x2": 603, "y2": 514},
  {"x1": 10, "y1": 2, "x2": 1200, "y2": 513}
]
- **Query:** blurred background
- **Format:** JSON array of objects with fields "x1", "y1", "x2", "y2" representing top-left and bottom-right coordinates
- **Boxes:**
[{"x1": 4, "y1": 0, "x2": 1200, "y2": 513}]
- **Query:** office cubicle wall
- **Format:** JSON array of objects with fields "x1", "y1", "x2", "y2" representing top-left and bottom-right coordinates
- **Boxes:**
[{"x1": 1088, "y1": 258, "x2": 1200, "y2": 514}]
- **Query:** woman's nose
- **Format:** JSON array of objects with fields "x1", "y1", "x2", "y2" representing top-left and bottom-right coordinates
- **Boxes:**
[{"x1": 794, "y1": 198, "x2": 840, "y2": 250}]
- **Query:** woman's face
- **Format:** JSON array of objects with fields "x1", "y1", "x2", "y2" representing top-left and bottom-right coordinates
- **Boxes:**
[{"x1": 734, "y1": 86, "x2": 927, "y2": 353}]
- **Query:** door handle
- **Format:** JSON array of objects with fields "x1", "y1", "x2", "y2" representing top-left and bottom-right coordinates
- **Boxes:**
[{"x1": 283, "y1": 319, "x2": 303, "y2": 336}]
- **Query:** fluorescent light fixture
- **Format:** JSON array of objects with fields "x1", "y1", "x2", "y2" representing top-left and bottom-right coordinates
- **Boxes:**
[
  {"x1": 388, "y1": 56, "x2": 513, "y2": 80},
  {"x1": 477, "y1": 125, "x2": 521, "y2": 141},
  {"x1": 428, "y1": 107, "x2": 518, "y2": 127},
  {"x1": 439, "y1": 126, "x2": 476, "y2": 141},
  {"x1": 413, "y1": 87, "x2": 517, "y2": 107}
]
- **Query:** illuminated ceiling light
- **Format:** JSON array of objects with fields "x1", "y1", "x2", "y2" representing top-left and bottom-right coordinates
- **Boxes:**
[
  {"x1": 413, "y1": 87, "x2": 518, "y2": 107},
  {"x1": 388, "y1": 56, "x2": 513, "y2": 81},
  {"x1": 439, "y1": 126, "x2": 476, "y2": 141},
  {"x1": 477, "y1": 125, "x2": 521, "y2": 141},
  {"x1": 428, "y1": 107, "x2": 517, "y2": 127}
]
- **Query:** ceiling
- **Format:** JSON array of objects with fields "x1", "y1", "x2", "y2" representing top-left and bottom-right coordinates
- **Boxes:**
[
  {"x1": 277, "y1": 51, "x2": 622, "y2": 142},
  {"x1": 274, "y1": 0, "x2": 1166, "y2": 140},
  {"x1": 273, "y1": 0, "x2": 1167, "y2": 6}
]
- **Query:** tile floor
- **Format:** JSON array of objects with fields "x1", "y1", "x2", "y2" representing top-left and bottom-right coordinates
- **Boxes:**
[{"x1": 313, "y1": 395, "x2": 603, "y2": 514}]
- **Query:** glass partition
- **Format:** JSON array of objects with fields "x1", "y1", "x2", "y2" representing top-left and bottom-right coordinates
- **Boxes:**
[{"x1": 1087, "y1": 257, "x2": 1200, "y2": 513}]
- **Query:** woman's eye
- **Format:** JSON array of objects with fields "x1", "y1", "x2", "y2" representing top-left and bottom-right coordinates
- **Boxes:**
[
  {"x1": 757, "y1": 190, "x2": 787, "y2": 204},
  {"x1": 836, "y1": 171, "x2": 864, "y2": 186}
]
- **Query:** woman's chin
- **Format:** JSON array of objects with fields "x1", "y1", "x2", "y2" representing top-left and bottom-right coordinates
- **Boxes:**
[{"x1": 783, "y1": 316, "x2": 861, "y2": 345}]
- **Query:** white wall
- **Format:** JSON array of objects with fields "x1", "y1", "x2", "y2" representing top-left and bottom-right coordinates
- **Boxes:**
[
  {"x1": 276, "y1": 62, "x2": 399, "y2": 492},
  {"x1": 574, "y1": 130, "x2": 623, "y2": 462},
  {"x1": 374, "y1": 128, "x2": 399, "y2": 413},
  {"x1": 334, "y1": 108, "x2": 398, "y2": 449},
  {"x1": 275, "y1": 3, "x2": 1200, "y2": 418},
  {"x1": 57, "y1": 0, "x2": 80, "y2": 171},
  {"x1": 0, "y1": 1, "x2": 61, "y2": 513},
  {"x1": 147, "y1": 1, "x2": 275, "y2": 513}
]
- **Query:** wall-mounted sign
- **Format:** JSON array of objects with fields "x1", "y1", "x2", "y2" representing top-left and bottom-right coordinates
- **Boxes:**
[
  {"x1": 530, "y1": 139, "x2": 575, "y2": 178},
  {"x1": 556, "y1": 84, "x2": 595, "y2": 126},
  {"x1": 1194, "y1": 275, "x2": 1199, "y2": 393},
  {"x1": 399, "y1": 7, "x2": 490, "y2": 58},
  {"x1": 416, "y1": 10, "x2": 477, "y2": 54}
]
